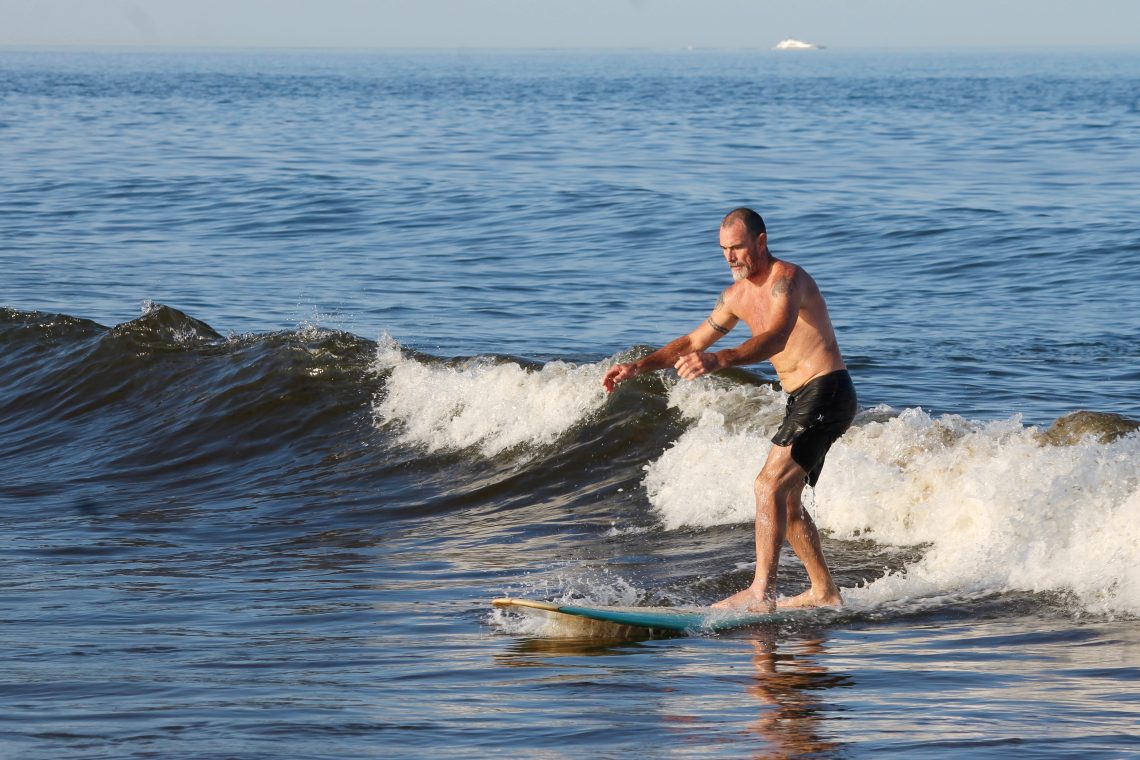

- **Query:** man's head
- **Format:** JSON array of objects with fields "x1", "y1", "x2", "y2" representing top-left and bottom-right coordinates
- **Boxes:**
[{"x1": 720, "y1": 207, "x2": 768, "y2": 282}]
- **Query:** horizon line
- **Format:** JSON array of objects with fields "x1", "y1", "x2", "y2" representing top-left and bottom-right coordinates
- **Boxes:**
[{"x1": 3, "y1": 42, "x2": 1138, "y2": 54}]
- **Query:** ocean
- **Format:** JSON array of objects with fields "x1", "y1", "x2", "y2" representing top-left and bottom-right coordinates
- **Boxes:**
[{"x1": 1, "y1": 48, "x2": 1138, "y2": 758}]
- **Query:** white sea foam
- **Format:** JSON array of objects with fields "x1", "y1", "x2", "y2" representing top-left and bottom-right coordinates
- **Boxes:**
[
  {"x1": 644, "y1": 379, "x2": 786, "y2": 528},
  {"x1": 645, "y1": 381, "x2": 1140, "y2": 616},
  {"x1": 372, "y1": 334, "x2": 607, "y2": 457}
]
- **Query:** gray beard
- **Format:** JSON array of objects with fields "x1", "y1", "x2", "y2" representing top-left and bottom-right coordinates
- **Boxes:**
[{"x1": 731, "y1": 267, "x2": 749, "y2": 282}]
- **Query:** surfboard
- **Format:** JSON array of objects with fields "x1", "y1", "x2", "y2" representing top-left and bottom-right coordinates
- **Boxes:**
[{"x1": 492, "y1": 597, "x2": 809, "y2": 634}]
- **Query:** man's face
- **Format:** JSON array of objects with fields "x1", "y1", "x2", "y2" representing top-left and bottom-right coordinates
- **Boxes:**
[{"x1": 719, "y1": 221, "x2": 764, "y2": 282}]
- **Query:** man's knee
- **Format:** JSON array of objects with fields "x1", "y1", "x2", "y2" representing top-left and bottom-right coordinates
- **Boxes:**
[
  {"x1": 756, "y1": 447, "x2": 808, "y2": 494},
  {"x1": 754, "y1": 472, "x2": 804, "y2": 508},
  {"x1": 753, "y1": 472, "x2": 777, "y2": 509}
]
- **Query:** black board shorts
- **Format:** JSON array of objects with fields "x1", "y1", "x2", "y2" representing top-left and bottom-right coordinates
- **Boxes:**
[{"x1": 771, "y1": 369, "x2": 857, "y2": 487}]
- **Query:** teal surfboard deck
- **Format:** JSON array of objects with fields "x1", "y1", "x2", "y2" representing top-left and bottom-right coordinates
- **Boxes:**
[{"x1": 492, "y1": 597, "x2": 807, "y2": 633}]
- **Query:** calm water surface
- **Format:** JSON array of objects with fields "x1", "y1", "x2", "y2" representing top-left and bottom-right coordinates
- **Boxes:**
[{"x1": 1, "y1": 49, "x2": 1138, "y2": 757}]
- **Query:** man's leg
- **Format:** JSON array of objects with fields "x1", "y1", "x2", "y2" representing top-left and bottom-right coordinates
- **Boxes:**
[
  {"x1": 712, "y1": 444, "x2": 807, "y2": 612},
  {"x1": 779, "y1": 489, "x2": 842, "y2": 608}
]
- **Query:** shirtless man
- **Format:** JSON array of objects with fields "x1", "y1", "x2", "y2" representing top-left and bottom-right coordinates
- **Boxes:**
[{"x1": 602, "y1": 207, "x2": 857, "y2": 611}]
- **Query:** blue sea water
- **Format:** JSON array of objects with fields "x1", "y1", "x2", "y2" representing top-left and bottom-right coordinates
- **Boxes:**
[{"x1": 1, "y1": 49, "x2": 1138, "y2": 758}]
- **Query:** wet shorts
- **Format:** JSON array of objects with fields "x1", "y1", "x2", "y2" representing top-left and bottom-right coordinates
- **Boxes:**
[{"x1": 771, "y1": 369, "x2": 857, "y2": 487}]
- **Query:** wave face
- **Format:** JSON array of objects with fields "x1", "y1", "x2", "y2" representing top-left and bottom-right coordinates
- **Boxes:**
[
  {"x1": 1, "y1": 305, "x2": 381, "y2": 530},
  {"x1": 4, "y1": 305, "x2": 1137, "y2": 622}
]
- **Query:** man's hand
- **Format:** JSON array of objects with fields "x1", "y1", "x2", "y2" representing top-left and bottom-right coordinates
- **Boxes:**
[
  {"x1": 674, "y1": 351, "x2": 722, "y2": 380},
  {"x1": 602, "y1": 362, "x2": 639, "y2": 393}
]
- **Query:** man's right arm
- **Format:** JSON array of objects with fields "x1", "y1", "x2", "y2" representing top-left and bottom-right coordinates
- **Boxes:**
[{"x1": 603, "y1": 292, "x2": 738, "y2": 393}]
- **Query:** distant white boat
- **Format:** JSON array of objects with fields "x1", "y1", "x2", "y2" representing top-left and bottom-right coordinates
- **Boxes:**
[{"x1": 774, "y1": 38, "x2": 823, "y2": 50}]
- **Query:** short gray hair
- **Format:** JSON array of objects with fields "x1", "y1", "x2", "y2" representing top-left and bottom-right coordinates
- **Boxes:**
[{"x1": 721, "y1": 207, "x2": 766, "y2": 238}]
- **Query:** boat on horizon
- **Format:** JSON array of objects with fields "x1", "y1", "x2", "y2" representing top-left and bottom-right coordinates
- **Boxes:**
[{"x1": 774, "y1": 38, "x2": 823, "y2": 50}]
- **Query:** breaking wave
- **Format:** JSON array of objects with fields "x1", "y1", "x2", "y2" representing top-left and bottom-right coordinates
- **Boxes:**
[
  {"x1": 645, "y1": 380, "x2": 1140, "y2": 616},
  {"x1": 371, "y1": 334, "x2": 608, "y2": 457}
]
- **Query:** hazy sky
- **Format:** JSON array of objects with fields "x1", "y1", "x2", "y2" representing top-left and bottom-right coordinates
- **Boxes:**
[{"x1": 2, "y1": 0, "x2": 1139, "y2": 50}]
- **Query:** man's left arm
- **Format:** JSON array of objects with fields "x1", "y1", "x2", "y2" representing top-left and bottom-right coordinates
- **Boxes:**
[
  {"x1": 674, "y1": 271, "x2": 801, "y2": 379},
  {"x1": 604, "y1": 290, "x2": 739, "y2": 392}
]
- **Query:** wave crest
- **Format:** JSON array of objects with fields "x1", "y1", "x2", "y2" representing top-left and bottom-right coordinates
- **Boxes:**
[{"x1": 371, "y1": 335, "x2": 608, "y2": 457}]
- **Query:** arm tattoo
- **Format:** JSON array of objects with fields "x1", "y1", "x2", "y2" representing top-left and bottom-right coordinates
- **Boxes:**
[
  {"x1": 772, "y1": 276, "x2": 795, "y2": 297},
  {"x1": 707, "y1": 316, "x2": 730, "y2": 335},
  {"x1": 708, "y1": 292, "x2": 730, "y2": 334}
]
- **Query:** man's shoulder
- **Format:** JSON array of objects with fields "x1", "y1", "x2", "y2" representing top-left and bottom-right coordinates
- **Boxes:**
[
  {"x1": 770, "y1": 259, "x2": 803, "y2": 279},
  {"x1": 773, "y1": 260, "x2": 819, "y2": 294}
]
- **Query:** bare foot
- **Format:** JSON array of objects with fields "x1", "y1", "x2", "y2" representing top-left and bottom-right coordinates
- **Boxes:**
[
  {"x1": 711, "y1": 587, "x2": 775, "y2": 613},
  {"x1": 776, "y1": 586, "x2": 843, "y2": 609}
]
